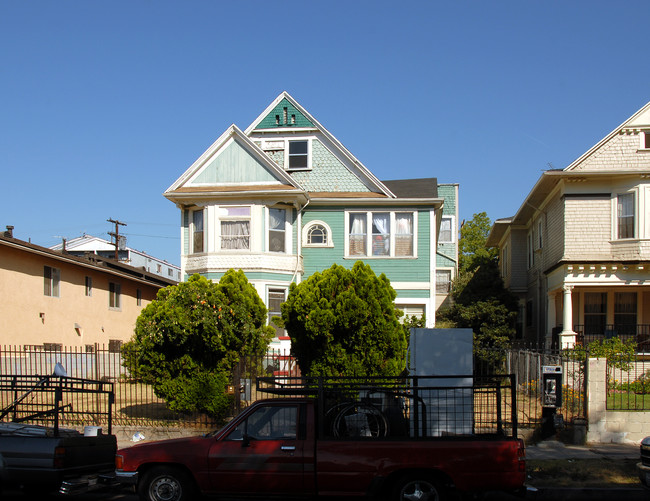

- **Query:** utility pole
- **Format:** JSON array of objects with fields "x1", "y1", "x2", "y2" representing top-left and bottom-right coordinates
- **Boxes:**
[{"x1": 107, "y1": 218, "x2": 126, "y2": 261}]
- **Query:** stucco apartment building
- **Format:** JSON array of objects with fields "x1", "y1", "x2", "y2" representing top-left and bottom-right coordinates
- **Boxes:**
[
  {"x1": 487, "y1": 101, "x2": 650, "y2": 350},
  {"x1": 0, "y1": 229, "x2": 176, "y2": 349}
]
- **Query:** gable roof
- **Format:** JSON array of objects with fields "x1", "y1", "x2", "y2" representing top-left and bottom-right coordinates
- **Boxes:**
[
  {"x1": 164, "y1": 124, "x2": 307, "y2": 205},
  {"x1": 382, "y1": 178, "x2": 438, "y2": 199},
  {"x1": 487, "y1": 101, "x2": 650, "y2": 247},
  {"x1": 246, "y1": 92, "x2": 395, "y2": 198}
]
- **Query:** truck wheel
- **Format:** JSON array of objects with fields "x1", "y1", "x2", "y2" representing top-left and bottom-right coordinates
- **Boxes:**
[
  {"x1": 393, "y1": 474, "x2": 443, "y2": 501},
  {"x1": 138, "y1": 466, "x2": 195, "y2": 501}
]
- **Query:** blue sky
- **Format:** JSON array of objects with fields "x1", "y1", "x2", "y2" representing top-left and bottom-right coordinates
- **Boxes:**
[{"x1": 2, "y1": 1, "x2": 649, "y2": 266}]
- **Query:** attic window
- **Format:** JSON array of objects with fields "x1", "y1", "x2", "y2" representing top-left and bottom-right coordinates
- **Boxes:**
[{"x1": 288, "y1": 140, "x2": 309, "y2": 170}]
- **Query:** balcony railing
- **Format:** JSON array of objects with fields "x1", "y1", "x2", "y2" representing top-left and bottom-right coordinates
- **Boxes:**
[{"x1": 573, "y1": 324, "x2": 650, "y2": 352}]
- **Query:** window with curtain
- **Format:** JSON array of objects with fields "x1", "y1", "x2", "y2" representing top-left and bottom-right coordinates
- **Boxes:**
[
  {"x1": 220, "y1": 206, "x2": 251, "y2": 250},
  {"x1": 395, "y1": 213, "x2": 413, "y2": 256},
  {"x1": 347, "y1": 211, "x2": 415, "y2": 257},
  {"x1": 269, "y1": 209, "x2": 286, "y2": 253},
  {"x1": 617, "y1": 193, "x2": 635, "y2": 239},
  {"x1": 439, "y1": 217, "x2": 452, "y2": 243},
  {"x1": 372, "y1": 213, "x2": 390, "y2": 256},
  {"x1": 267, "y1": 289, "x2": 286, "y2": 338},
  {"x1": 436, "y1": 269, "x2": 451, "y2": 293},
  {"x1": 349, "y1": 213, "x2": 367, "y2": 256}
]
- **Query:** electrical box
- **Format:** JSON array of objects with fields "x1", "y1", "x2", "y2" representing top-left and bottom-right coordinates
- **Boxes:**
[{"x1": 542, "y1": 365, "x2": 563, "y2": 408}]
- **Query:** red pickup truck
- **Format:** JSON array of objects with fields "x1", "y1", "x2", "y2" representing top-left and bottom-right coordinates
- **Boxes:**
[{"x1": 116, "y1": 376, "x2": 526, "y2": 501}]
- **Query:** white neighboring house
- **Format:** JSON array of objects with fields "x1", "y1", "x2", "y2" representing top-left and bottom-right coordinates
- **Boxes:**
[
  {"x1": 51, "y1": 235, "x2": 181, "y2": 282},
  {"x1": 487, "y1": 101, "x2": 650, "y2": 350}
]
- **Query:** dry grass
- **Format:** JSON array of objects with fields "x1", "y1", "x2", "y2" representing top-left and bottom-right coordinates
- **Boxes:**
[{"x1": 527, "y1": 458, "x2": 639, "y2": 488}]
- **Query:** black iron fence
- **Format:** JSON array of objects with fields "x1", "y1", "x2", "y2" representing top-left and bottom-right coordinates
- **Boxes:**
[
  {"x1": 606, "y1": 353, "x2": 650, "y2": 410},
  {"x1": 573, "y1": 324, "x2": 650, "y2": 352},
  {"x1": 0, "y1": 345, "x2": 299, "y2": 430},
  {"x1": 0, "y1": 344, "x2": 595, "y2": 434}
]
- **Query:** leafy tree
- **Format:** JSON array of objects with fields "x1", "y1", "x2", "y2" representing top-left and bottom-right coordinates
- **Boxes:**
[
  {"x1": 458, "y1": 211, "x2": 498, "y2": 272},
  {"x1": 281, "y1": 262, "x2": 407, "y2": 377},
  {"x1": 438, "y1": 212, "x2": 518, "y2": 371},
  {"x1": 122, "y1": 271, "x2": 274, "y2": 419}
]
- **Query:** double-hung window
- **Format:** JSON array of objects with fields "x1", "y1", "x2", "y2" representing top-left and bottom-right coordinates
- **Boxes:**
[
  {"x1": 269, "y1": 209, "x2": 286, "y2": 253},
  {"x1": 109, "y1": 282, "x2": 121, "y2": 309},
  {"x1": 287, "y1": 140, "x2": 309, "y2": 170},
  {"x1": 192, "y1": 209, "x2": 204, "y2": 253},
  {"x1": 617, "y1": 192, "x2": 635, "y2": 239},
  {"x1": 44, "y1": 266, "x2": 60, "y2": 297},
  {"x1": 221, "y1": 206, "x2": 251, "y2": 250},
  {"x1": 439, "y1": 217, "x2": 453, "y2": 243},
  {"x1": 347, "y1": 211, "x2": 415, "y2": 257}
]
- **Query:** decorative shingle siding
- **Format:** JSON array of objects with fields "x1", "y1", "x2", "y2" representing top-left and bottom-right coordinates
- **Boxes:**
[
  {"x1": 256, "y1": 98, "x2": 314, "y2": 129},
  {"x1": 290, "y1": 139, "x2": 371, "y2": 192},
  {"x1": 564, "y1": 196, "x2": 611, "y2": 260},
  {"x1": 544, "y1": 193, "x2": 565, "y2": 265},
  {"x1": 572, "y1": 133, "x2": 650, "y2": 171}
]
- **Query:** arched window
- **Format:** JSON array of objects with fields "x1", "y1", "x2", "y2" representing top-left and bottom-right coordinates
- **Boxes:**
[
  {"x1": 303, "y1": 221, "x2": 333, "y2": 248},
  {"x1": 308, "y1": 224, "x2": 327, "y2": 245}
]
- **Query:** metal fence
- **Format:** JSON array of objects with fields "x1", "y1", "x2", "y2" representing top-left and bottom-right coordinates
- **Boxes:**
[
  {"x1": 606, "y1": 353, "x2": 650, "y2": 410},
  {"x1": 0, "y1": 345, "x2": 299, "y2": 430},
  {"x1": 0, "y1": 344, "x2": 594, "y2": 433}
]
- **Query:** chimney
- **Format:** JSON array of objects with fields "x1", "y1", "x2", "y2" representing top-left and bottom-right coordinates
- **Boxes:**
[{"x1": 4, "y1": 225, "x2": 14, "y2": 238}]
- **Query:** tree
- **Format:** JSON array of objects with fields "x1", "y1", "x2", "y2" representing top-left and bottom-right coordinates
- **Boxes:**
[
  {"x1": 122, "y1": 271, "x2": 274, "y2": 419},
  {"x1": 281, "y1": 262, "x2": 408, "y2": 377},
  {"x1": 458, "y1": 211, "x2": 498, "y2": 272},
  {"x1": 438, "y1": 212, "x2": 518, "y2": 371}
]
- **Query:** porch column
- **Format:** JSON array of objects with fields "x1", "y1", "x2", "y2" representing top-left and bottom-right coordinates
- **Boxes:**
[
  {"x1": 546, "y1": 292, "x2": 556, "y2": 348},
  {"x1": 560, "y1": 284, "x2": 576, "y2": 348}
]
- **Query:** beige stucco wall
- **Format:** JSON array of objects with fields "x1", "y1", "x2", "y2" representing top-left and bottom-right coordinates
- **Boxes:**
[{"x1": 0, "y1": 245, "x2": 161, "y2": 347}]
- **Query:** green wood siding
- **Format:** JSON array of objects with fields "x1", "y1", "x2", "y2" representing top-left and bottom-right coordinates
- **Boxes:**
[
  {"x1": 301, "y1": 208, "x2": 431, "y2": 287},
  {"x1": 256, "y1": 98, "x2": 314, "y2": 129},
  {"x1": 192, "y1": 139, "x2": 279, "y2": 185}
]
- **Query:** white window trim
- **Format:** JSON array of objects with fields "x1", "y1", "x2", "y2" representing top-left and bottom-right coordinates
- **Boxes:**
[
  {"x1": 435, "y1": 268, "x2": 453, "y2": 294},
  {"x1": 190, "y1": 208, "x2": 205, "y2": 254},
  {"x1": 284, "y1": 138, "x2": 312, "y2": 171},
  {"x1": 438, "y1": 215, "x2": 455, "y2": 244},
  {"x1": 266, "y1": 207, "x2": 291, "y2": 254},
  {"x1": 640, "y1": 131, "x2": 650, "y2": 151},
  {"x1": 302, "y1": 220, "x2": 334, "y2": 248},
  {"x1": 344, "y1": 210, "x2": 418, "y2": 259},
  {"x1": 218, "y1": 205, "x2": 253, "y2": 252},
  {"x1": 612, "y1": 191, "x2": 637, "y2": 240}
]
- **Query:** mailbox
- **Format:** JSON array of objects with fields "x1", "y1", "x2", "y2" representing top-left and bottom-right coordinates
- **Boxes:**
[{"x1": 542, "y1": 365, "x2": 563, "y2": 408}]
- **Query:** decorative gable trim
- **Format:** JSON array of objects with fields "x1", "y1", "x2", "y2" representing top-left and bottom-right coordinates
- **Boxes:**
[
  {"x1": 565, "y1": 101, "x2": 650, "y2": 172},
  {"x1": 246, "y1": 92, "x2": 396, "y2": 198},
  {"x1": 165, "y1": 125, "x2": 305, "y2": 196}
]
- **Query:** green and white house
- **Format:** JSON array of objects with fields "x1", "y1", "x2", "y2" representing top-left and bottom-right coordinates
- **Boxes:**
[{"x1": 164, "y1": 92, "x2": 454, "y2": 351}]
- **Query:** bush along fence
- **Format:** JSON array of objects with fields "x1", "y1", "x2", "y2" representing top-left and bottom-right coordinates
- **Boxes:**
[
  {"x1": 0, "y1": 344, "x2": 299, "y2": 431},
  {"x1": 6, "y1": 343, "x2": 638, "y2": 439}
]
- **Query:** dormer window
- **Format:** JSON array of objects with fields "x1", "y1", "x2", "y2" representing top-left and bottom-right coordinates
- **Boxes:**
[{"x1": 287, "y1": 140, "x2": 309, "y2": 170}]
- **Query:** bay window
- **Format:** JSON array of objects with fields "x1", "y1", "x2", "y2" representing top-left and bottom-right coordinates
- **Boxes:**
[
  {"x1": 269, "y1": 208, "x2": 286, "y2": 253},
  {"x1": 191, "y1": 209, "x2": 204, "y2": 253},
  {"x1": 220, "y1": 206, "x2": 251, "y2": 250}
]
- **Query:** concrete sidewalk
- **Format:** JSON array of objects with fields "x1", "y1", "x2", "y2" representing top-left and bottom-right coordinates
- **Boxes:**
[
  {"x1": 526, "y1": 438, "x2": 639, "y2": 460},
  {"x1": 521, "y1": 439, "x2": 645, "y2": 501}
]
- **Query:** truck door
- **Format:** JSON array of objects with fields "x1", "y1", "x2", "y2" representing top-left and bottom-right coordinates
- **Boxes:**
[{"x1": 208, "y1": 403, "x2": 310, "y2": 496}]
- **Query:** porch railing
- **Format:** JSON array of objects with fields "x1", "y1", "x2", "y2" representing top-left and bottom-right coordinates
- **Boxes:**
[{"x1": 573, "y1": 324, "x2": 650, "y2": 352}]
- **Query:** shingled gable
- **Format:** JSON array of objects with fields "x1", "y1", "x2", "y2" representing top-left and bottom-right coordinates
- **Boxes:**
[
  {"x1": 246, "y1": 91, "x2": 395, "y2": 198},
  {"x1": 164, "y1": 124, "x2": 305, "y2": 203}
]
